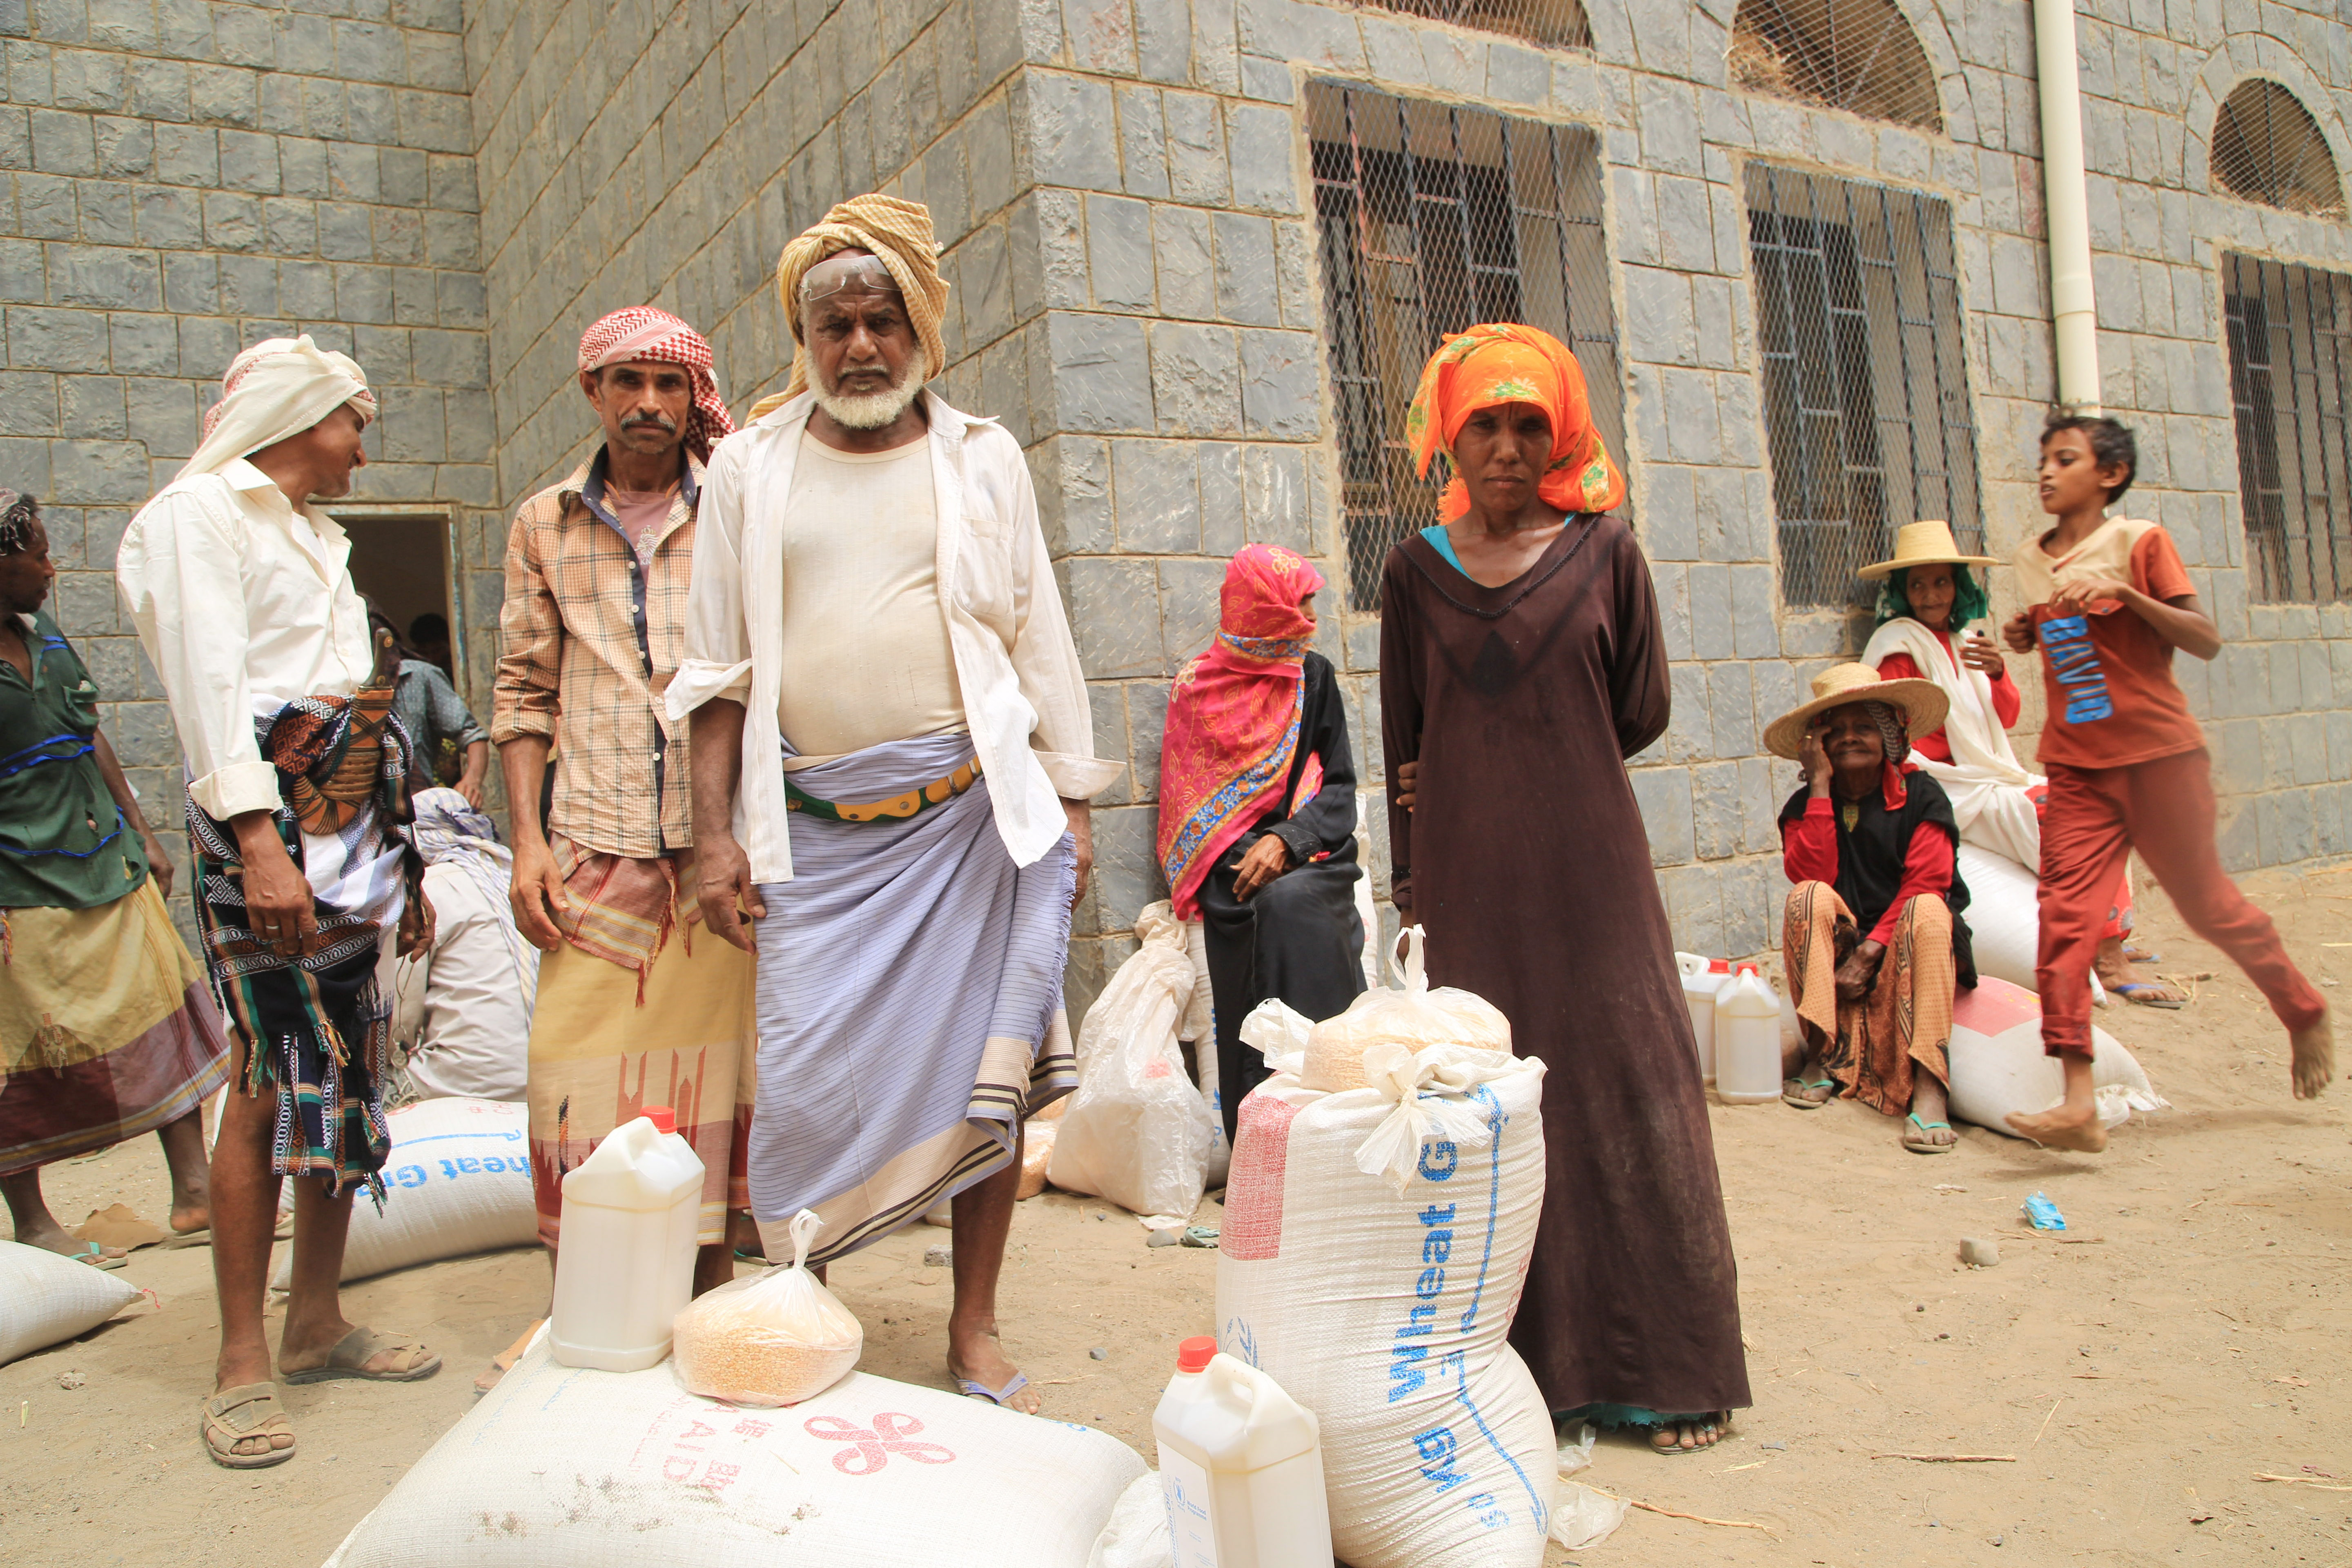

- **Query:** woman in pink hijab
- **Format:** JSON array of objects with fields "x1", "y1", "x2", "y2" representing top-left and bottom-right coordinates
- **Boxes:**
[{"x1": 1158, "y1": 544, "x2": 1365, "y2": 1144}]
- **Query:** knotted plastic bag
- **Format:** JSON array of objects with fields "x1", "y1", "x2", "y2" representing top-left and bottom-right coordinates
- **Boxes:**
[
  {"x1": 1299, "y1": 927, "x2": 1511, "y2": 1091},
  {"x1": 671, "y1": 1209, "x2": 862, "y2": 1407}
]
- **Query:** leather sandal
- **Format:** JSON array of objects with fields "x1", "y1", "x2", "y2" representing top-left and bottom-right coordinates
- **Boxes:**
[
  {"x1": 281, "y1": 1325, "x2": 441, "y2": 1385},
  {"x1": 201, "y1": 1382, "x2": 294, "y2": 1469}
]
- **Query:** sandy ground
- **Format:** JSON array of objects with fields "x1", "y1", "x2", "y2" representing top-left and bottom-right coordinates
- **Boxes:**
[{"x1": 5, "y1": 863, "x2": 2350, "y2": 1567}]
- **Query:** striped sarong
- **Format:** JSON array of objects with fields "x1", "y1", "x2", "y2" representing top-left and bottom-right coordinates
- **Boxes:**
[
  {"x1": 189, "y1": 686, "x2": 417, "y2": 1200},
  {"x1": 750, "y1": 731, "x2": 1076, "y2": 1266}
]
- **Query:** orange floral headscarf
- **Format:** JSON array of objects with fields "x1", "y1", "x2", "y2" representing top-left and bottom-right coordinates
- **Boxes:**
[{"x1": 1405, "y1": 323, "x2": 1626, "y2": 522}]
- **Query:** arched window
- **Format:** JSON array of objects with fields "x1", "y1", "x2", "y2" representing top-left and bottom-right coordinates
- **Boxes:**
[
  {"x1": 1729, "y1": 0, "x2": 1942, "y2": 134},
  {"x1": 2211, "y1": 80, "x2": 2345, "y2": 218},
  {"x1": 1353, "y1": 0, "x2": 1589, "y2": 51}
]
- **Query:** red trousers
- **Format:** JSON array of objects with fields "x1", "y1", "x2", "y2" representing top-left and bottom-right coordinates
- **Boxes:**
[{"x1": 2037, "y1": 748, "x2": 2325, "y2": 1057}]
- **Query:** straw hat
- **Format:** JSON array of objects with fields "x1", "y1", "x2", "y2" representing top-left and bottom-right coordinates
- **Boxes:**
[
  {"x1": 1857, "y1": 519, "x2": 1998, "y2": 581},
  {"x1": 1763, "y1": 663, "x2": 1949, "y2": 760}
]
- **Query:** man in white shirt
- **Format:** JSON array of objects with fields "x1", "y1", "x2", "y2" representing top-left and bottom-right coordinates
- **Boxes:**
[
  {"x1": 390, "y1": 788, "x2": 537, "y2": 1103},
  {"x1": 677, "y1": 196, "x2": 1118, "y2": 1416},
  {"x1": 118, "y1": 338, "x2": 441, "y2": 1468}
]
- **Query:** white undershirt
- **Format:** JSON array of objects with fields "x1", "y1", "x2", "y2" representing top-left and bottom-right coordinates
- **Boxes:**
[{"x1": 774, "y1": 431, "x2": 966, "y2": 761}]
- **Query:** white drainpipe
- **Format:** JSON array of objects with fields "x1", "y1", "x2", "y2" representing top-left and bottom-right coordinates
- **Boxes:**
[{"x1": 2033, "y1": 0, "x2": 2102, "y2": 415}]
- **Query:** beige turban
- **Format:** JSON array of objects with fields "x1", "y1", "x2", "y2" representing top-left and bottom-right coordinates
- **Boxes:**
[
  {"x1": 756, "y1": 194, "x2": 950, "y2": 420},
  {"x1": 179, "y1": 335, "x2": 377, "y2": 481}
]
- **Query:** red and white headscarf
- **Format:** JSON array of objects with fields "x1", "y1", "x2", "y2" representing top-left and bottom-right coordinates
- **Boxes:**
[
  {"x1": 577, "y1": 307, "x2": 736, "y2": 462},
  {"x1": 178, "y1": 335, "x2": 378, "y2": 480}
]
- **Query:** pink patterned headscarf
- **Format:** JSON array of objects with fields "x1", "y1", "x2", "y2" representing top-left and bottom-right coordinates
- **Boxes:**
[
  {"x1": 577, "y1": 307, "x2": 736, "y2": 462},
  {"x1": 1156, "y1": 545, "x2": 1328, "y2": 920}
]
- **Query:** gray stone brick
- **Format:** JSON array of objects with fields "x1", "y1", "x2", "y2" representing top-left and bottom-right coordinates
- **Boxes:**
[
  {"x1": 258, "y1": 73, "x2": 303, "y2": 136},
  {"x1": 278, "y1": 257, "x2": 334, "y2": 318},
  {"x1": 1164, "y1": 90, "x2": 1228, "y2": 205},
  {"x1": 159, "y1": 249, "x2": 213, "y2": 312},
  {"x1": 372, "y1": 205, "x2": 424, "y2": 264},
  {"x1": 153, "y1": 123, "x2": 216, "y2": 186},
  {"x1": 48, "y1": 242, "x2": 160, "y2": 309},
  {"x1": 1210, "y1": 210, "x2": 1276, "y2": 327},
  {"x1": 1158, "y1": 555, "x2": 1223, "y2": 668},
  {"x1": 1152, "y1": 202, "x2": 1213, "y2": 321},
  {"x1": 49, "y1": 436, "x2": 145, "y2": 503},
  {"x1": 188, "y1": 65, "x2": 258, "y2": 129},
  {"x1": 1085, "y1": 192, "x2": 1155, "y2": 314},
  {"x1": 1026, "y1": 71, "x2": 1120, "y2": 192},
  {"x1": 176, "y1": 314, "x2": 236, "y2": 374},
  {"x1": 317, "y1": 200, "x2": 371, "y2": 261},
  {"x1": 1238, "y1": 54, "x2": 1292, "y2": 103},
  {"x1": 425, "y1": 153, "x2": 474, "y2": 214},
  {"x1": 1690, "y1": 760, "x2": 1742, "y2": 860},
  {"x1": 216, "y1": 252, "x2": 274, "y2": 314},
  {"x1": 412, "y1": 327, "x2": 486, "y2": 388},
  {"x1": 1730, "y1": 564, "x2": 1776, "y2": 658},
  {"x1": 1238, "y1": 327, "x2": 1315, "y2": 440},
  {"x1": 406, "y1": 29, "x2": 463, "y2": 91},
  {"x1": 1274, "y1": 218, "x2": 1313, "y2": 330},
  {"x1": 18, "y1": 175, "x2": 78, "y2": 239},
  {"x1": 138, "y1": 184, "x2": 204, "y2": 249},
  {"x1": 1135, "y1": 0, "x2": 1190, "y2": 85},
  {"x1": 1686, "y1": 562, "x2": 1733, "y2": 659},
  {"x1": 1047, "y1": 311, "x2": 1153, "y2": 433},
  {"x1": 1149, "y1": 319, "x2": 1239, "y2": 437},
  {"x1": 218, "y1": 128, "x2": 278, "y2": 193},
  {"x1": 93, "y1": 115, "x2": 152, "y2": 178},
  {"x1": 0, "y1": 371, "x2": 59, "y2": 436},
  {"x1": 1240, "y1": 441, "x2": 1308, "y2": 549},
  {"x1": 1112, "y1": 438, "x2": 1201, "y2": 552},
  {"x1": 51, "y1": 48, "x2": 124, "y2": 112},
  {"x1": 60, "y1": 373, "x2": 122, "y2": 437},
  {"x1": 265, "y1": 196, "x2": 314, "y2": 255},
  {"x1": 1117, "y1": 83, "x2": 1168, "y2": 200},
  {"x1": 1225, "y1": 101, "x2": 1296, "y2": 213},
  {"x1": 1631, "y1": 765, "x2": 1696, "y2": 866},
  {"x1": 435, "y1": 268, "x2": 481, "y2": 330},
  {"x1": 0, "y1": 239, "x2": 42, "y2": 303},
  {"x1": 1199, "y1": 439, "x2": 1243, "y2": 555},
  {"x1": 300, "y1": 79, "x2": 348, "y2": 141},
  {"x1": 1066, "y1": 556, "x2": 1163, "y2": 678},
  {"x1": 31, "y1": 109, "x2": 96, "y2": 176},
  {"x1": 202, "y1": 191, "x2": 263, "y2": 251},
  {"x1": 76, "y1": 180, "x2": 135, "y2": 244},
  {"x1": 214, "y1": 4, "x2": 274, "y2": 67},
  {"x1": 107, "y1": 312, "x2": 177, "y2": 375}
]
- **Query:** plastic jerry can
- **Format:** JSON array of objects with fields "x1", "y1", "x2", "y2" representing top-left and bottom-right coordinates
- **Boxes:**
[
  {"x1": 1715, "y1": 965, "x2": 1783, "y2": 1105},
  {"x1": 548, "y1": 1105, "x2": 705, "y2": 1371},
  {"x1": 1153, "y1": 1336, "x2": 1332, "y2": 1568},
  {"x1": 1674, "y1": 953, "x2": 1733, "y2": 1082}
]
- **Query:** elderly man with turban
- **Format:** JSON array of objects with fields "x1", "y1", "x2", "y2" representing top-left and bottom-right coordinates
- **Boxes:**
[
  {"x1": 675, "y1": 195, "x2": 1117, "y2": 1414},
  {"x1": 118, "y1": 337, "x2": 441, "y2": 1466},
  {"x1": 1381, "y1": 322, "x2": 1750, "y2": 1454},
  {"x1": 491, "y1": 307, "x2": 755, "y2": 1336}
]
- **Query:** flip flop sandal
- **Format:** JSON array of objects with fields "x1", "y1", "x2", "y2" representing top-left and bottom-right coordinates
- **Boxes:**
[
  {"x1": 281, "y1": 1326, "x2": 442, "y2": 1385},
  {"x1": 1781, "y1": 1076, "x2": 1837, "y2": 1109},
  {"x1": 201, "y1": 1382, "x2": 294, "y2": 1469},
  {"x1": 955, "y1": 1370, "x2": 1031, "y2": 1409},
  {"x1": 1903, "y1": 1113, "x2": 1956, "y2": 1154},
  {"x1": 1649, "y1": 1417, "x2": 1724, "y2": 1454},
  {"x1": 57, "y1": 1240, "x2": 129, "y2": 1269},
  {"x1": 2111, "y1": 982, "x2": 2185, "y2": 1010}
]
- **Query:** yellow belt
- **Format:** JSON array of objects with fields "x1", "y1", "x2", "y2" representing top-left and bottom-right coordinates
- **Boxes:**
[{"x1": 783, "y1": 759, "x2": 982, "y2": 822}]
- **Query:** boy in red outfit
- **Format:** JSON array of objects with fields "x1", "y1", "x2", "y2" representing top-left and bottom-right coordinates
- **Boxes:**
[{"x1": 2002, "y1": 416, "x2": 2334, "y2": 1150}]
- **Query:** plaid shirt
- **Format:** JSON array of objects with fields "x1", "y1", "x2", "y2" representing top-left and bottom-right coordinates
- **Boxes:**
[{"x1": 492, "y1": 449, "x2": 704, "y2": 857}]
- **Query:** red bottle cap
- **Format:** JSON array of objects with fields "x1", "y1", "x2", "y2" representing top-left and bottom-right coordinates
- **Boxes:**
[
  {"x1": 1707, "y1": 958, "x2": 1731, "y2": 973},
  {"x1": 1736, "y1": 964, "x2": 1758, "y2": 978},
  {"x1": 640, "y1": 1105, "x2": 677, "y2": 1136},
  {"x1": 1176, "y1": 1336, "x2": 1217, "y2": 1373}
]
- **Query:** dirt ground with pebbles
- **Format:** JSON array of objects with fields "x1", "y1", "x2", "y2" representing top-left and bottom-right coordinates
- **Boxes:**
[{"x1": 5, "y1": 863, "x2": 2348, "y2": 1567}]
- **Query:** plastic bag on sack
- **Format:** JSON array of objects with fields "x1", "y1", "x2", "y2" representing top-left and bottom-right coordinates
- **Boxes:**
[
  {"x1": 1302, "y1": 927, "x2": 1511, "y2": 1091},
  {"x1": 671, "y1": 1210, "x2": 862, "y2": 1407},
  {"x1": 1086, "y1": 1471, "x2": 1175, "y2": 1568},
  {"x1": 1048, "y1": 902, "x2": 1214, "y2": 1223}
]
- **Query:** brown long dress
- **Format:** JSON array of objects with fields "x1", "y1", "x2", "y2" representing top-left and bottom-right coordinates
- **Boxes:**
[{"x1": 1379, "y1": 517, "x2": 1751, "y2": 1421}]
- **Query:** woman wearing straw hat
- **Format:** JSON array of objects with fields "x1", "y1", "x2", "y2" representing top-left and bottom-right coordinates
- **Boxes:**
[
  {"x1": 1768, "y1": 664, "x2": 1976, "y2": 1152},
  {"x1": 1858, "y1": 522, "x2": 2173, "y2": 1007}
]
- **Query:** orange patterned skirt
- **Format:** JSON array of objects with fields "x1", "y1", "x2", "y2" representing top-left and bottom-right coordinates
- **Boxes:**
[{"x1": 1782, "y1": 882, "x2": 1953, "y2": 1116}]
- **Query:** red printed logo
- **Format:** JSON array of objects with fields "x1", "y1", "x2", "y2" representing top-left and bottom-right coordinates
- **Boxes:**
[
  {"x1": 1222, "y1": 1095, "x2": 1300, "y2": 1261},
  {"x1": 802, "y1": 1412, "x2": 957, "y2": 1474}
]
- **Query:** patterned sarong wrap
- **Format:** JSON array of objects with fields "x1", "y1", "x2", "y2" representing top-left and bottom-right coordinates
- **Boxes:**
[
  {"x1": 188, "y1": 684, "x2": 419, "y2": 1201},
  {"x1": 749, "y1": 731, "x2": 1076, "y2": 1267}
]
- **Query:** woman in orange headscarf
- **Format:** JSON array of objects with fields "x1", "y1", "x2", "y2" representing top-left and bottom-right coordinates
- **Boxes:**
[{"x1": 1381, "y1": 323, "x2": 1751, "y2": 1454}]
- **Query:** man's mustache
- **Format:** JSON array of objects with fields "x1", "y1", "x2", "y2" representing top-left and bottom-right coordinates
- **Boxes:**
[{"x1": 621, "y1": 410, "x2": 678, "y2": 432}]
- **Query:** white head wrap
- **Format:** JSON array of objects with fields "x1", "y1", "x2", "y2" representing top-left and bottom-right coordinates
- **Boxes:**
[{"x1": 177, "y1": 335, "x2": 379, "y2": 481}]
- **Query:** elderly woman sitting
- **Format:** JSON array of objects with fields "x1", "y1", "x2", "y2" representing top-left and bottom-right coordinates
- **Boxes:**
[{"x1": 1771, "y1": 665, "x2": 1976, "y2": 1153}]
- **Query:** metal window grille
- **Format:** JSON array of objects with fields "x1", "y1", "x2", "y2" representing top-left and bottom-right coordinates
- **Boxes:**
[
  {"x1": 1306, "y1": 81, "x2": 1621, "y2": 607},
  {"x1": 2222, "y1": 253, "x2": 2352, "y2": 603},
  {"x1": 1729, "y1": 0, "x2": 1942, "y2": 133},
  {"x1": 2211, "y1": 80, "x2": 2346, "y2": 218},
  {"x1": 1344, "y1": 0, "x2": 1590, "y2": 51},
  {"x1": 1745, "y1": 165, "x2": 1983, "y2": 610}
]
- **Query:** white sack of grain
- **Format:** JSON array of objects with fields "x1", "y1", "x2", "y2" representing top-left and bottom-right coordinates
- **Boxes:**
[
  {"x1": 320, "y1": 1328, "x2": 1145, "y2": 1568},
  {"x1": 0, "y1": 1239, "x2": 141, "y2": 1365},
  {"x1": 1946, "y1": 977, "x2": 2166, "y2": 1137},
  {"x1": 671, "y1": 1209, "x2": 861, "y2": 1407}
]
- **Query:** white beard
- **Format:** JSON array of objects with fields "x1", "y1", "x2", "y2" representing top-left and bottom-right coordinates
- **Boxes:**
[{"x1": 812, "y1": 363, "x2": 922, "y2": 429}]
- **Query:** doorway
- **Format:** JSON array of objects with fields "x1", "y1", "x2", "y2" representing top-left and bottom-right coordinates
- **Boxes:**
[{"x1": 328, "y1": 504, "x2": 469, "y2": 696}]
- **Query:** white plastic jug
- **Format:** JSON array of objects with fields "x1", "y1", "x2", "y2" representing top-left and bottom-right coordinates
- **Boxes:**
[
  {"x1": 1153, "y1": 1336, "x2": 1333, "y2": 1568},
  {"x1": 1715, "y1": 965, "x2": 1782, "y2": 1105},
  {"x1": 548, "y1": 1104, "x2": 704, "y2": 1371},
  {"x1": 1674, "y1": 952, "x2": 1732, "y2": 1082}
]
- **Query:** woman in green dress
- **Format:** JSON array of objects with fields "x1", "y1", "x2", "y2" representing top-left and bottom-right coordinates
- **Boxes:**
[{"x1": 0, "y1": 492, "x2": 229, "y2": 1264}]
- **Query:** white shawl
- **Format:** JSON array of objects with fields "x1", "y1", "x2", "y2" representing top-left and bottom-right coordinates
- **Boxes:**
[
  {"x1": 1862, "y1": 617, "x2": 2043, "y2": 867},
  {"x1": 178, "y1": 335, "x2": 377, "y2": 481}
]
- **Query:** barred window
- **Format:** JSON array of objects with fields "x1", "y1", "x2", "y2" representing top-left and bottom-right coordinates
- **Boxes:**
[
  {"x1": 1746, "y1": 165, "x2": 1983, "y2": 610},
  {"x1": 1730, "y1": 0, "x2": 1942, "y2": 133},
  {"x1": 2223, "y1": 253, "x2": 2352, "y2": 602},
  {"x1": 2211, "y1": 80, "x2": 2345, "y2": 218},
  {"x1": 1348, "y1": 0, "x2": 1589, "y2": 51},
  {"x1": 1306, "y1": 81, "x2": 1621, "y2": 606}
]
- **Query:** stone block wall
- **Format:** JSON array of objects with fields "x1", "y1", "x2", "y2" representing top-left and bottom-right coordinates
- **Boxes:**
[{"x1": 2, "y1": 0, "x2": 489, "y2": 907}]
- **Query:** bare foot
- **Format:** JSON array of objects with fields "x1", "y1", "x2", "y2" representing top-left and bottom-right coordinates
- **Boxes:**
[
  {"x1": 170, "y1": 1201, "x2": 209, "y2": 1236},
  {"x1": 2290, "y1": 1010, "x2": 2334, "y2": 1100},
  {"x1": 1650, "y1": 1413, "x2": 1727, "y2": 1453},
  {"x1": 2006, "y1": 1103, "x2": 2109, "y2": 1153},
  {"x1": 948, "y1": 1320, "x2": 1040, "y2": 1414},
  {"x1": 1903, "y1": 1077, "x2": 1957, "y2": 1152}
]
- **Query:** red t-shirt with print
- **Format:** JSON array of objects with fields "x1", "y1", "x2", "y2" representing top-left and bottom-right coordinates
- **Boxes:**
[{"x1": 2013, "y1": 519, "x2": 2202, "y2": 771}]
